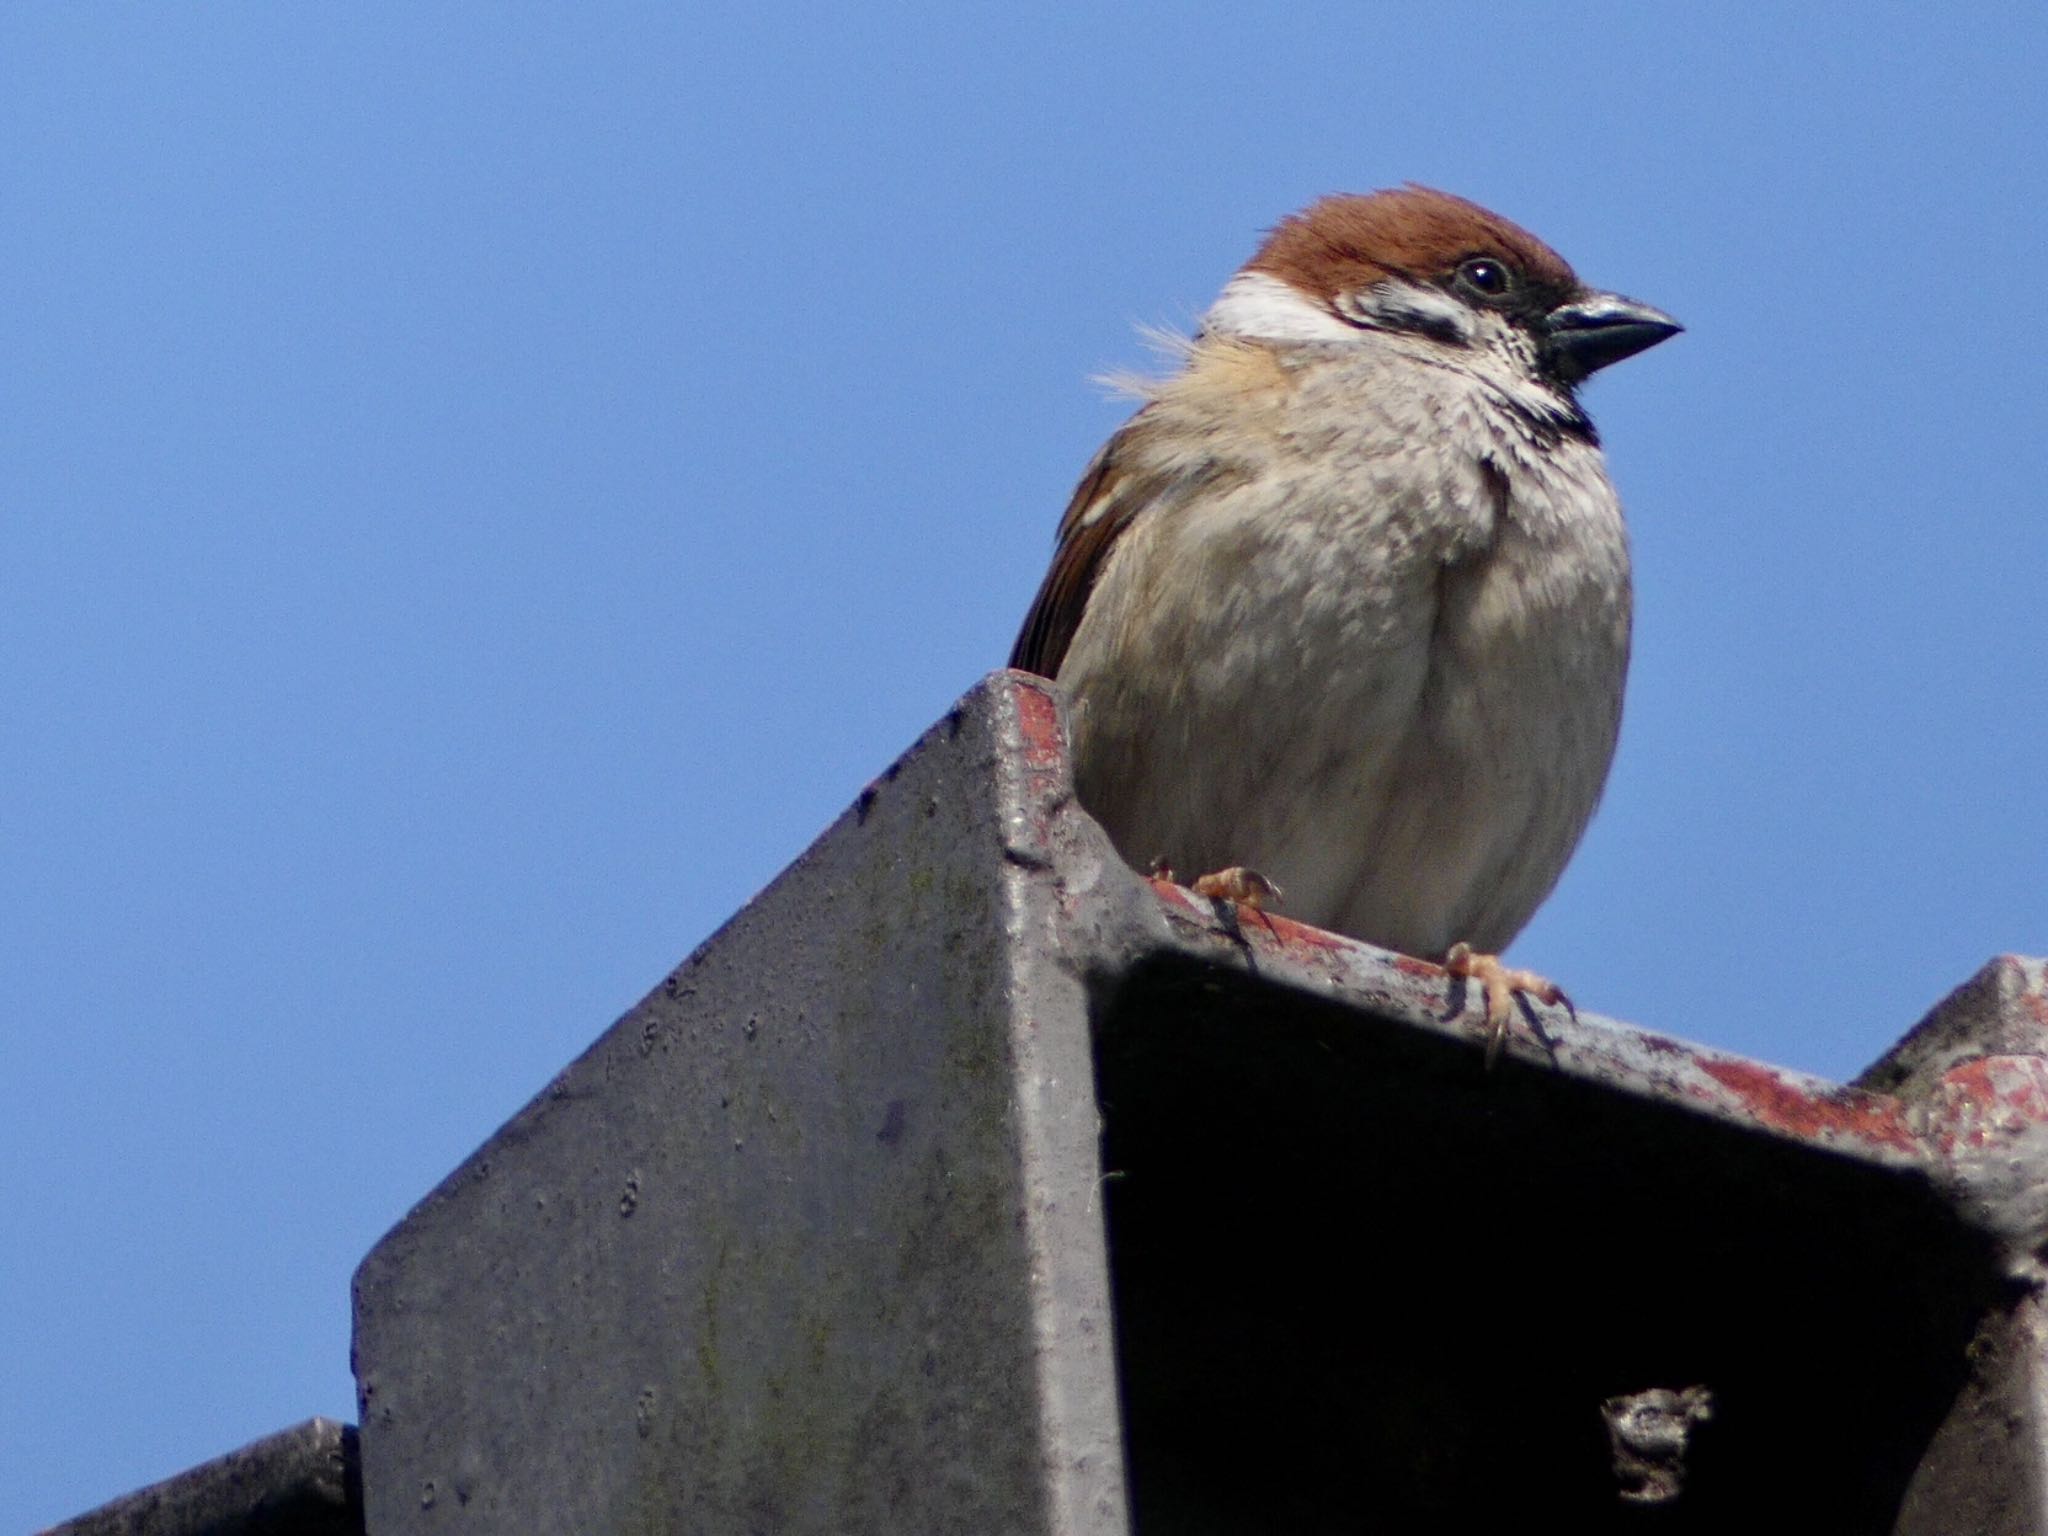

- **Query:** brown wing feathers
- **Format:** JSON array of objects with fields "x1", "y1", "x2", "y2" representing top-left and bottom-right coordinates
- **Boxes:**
[{"x1": 1009, "y1": 432, "x2": 1137, "y2": 678}]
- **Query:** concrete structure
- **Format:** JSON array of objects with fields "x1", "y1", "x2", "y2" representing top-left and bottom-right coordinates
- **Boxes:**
[
  {"x1": 44, "y1": 1418, "x2": 359, "y2": 1536},
  {"x1": 45, "y1": 672, "x2": 2048, "y2": 1533}
]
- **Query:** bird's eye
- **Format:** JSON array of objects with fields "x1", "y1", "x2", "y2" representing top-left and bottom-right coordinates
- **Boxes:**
[{"x1": 1456, "y1": 258, "x2": 1514, "y2": 299}]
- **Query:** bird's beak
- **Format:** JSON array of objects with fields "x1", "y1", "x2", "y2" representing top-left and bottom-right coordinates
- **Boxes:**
[{"x1": 1543, "y1": 290, "x2": 1682, "y2": 384}]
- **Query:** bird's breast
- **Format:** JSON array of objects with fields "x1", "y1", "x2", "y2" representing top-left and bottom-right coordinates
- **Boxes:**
[{"x1": 1058, "y1": 364, "x2": 1633, "y2": 957}]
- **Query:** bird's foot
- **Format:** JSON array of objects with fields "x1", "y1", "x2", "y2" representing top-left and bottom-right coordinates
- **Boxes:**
[
  {"x1": 1190, "y1": 865, "x2": 1283, "y2": 913},
  {"x1": 1443, "y1": 942, "x2": 1573, "y2": 1067}
]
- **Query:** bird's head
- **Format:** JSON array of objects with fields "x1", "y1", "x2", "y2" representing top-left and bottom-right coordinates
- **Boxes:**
[{"x1": 1204, "y1": 185, "x2": 1680, "y2": 394}]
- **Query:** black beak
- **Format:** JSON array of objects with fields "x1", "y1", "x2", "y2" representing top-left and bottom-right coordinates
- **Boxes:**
[{"x1": 1544, "y1": 290, "x2": 1682, "y2": 384}]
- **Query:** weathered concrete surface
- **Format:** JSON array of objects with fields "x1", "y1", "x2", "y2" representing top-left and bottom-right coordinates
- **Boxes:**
[
  {"x1": 352, "y1": 675, "x2": 1130, "y2": 1535},
  {"x1": 1877, "y1": 958, "x2": 2048, "y2": 1536},
  {"x1": 351, "y1": 669, "x2": 2048, "y2": 1534},
  {"x1": 41, "y1": 1418, "x2": 361, "y2": 1536}
]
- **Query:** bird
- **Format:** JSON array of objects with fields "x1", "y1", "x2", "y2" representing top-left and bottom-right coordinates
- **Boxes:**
[{"x1": 1009, "y1": 185, "x2": 1679, "y2": 1052}]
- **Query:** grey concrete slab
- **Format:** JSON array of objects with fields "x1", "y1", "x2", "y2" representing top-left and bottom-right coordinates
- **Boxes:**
[
  {"x1": 352, "y1": 675, "x2": 1129, "y2": 1535},
  {"x1": 41, "y1": 1417, "x2": 360, "y2": 1536}
]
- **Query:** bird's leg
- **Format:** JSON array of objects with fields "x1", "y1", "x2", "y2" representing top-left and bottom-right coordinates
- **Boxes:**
[
  {"x1": 1146, "y1": 858, "x2": 1281, "y2": 922},
  {"x1": 1443, "y1": 942, "x2": 1573, "y2": 1067},
  {"x1": 1190, "y1": 865, "x2": 1283, "y2": 914}
]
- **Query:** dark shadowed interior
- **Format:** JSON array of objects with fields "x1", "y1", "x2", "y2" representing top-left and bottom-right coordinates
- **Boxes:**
[{"x1": 1093, "y1": 954, "x2": 1998, "y2": 1534}]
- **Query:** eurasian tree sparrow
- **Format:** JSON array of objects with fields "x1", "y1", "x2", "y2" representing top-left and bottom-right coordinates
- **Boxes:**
[{"x1": 1011, "y1": 186, "x2": 1679, "y2": 1044}]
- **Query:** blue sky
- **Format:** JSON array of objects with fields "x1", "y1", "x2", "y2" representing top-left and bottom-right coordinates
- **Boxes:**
[{"x1": 7, "y1": 5, "x2": 2045, "y2": 1526}]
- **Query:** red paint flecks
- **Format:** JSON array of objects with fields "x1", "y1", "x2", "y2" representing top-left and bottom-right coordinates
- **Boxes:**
[
  {"x1": 1009, "y1": 676, "x2": 1067, "y2": 773},
  {"x1": 1939, "y1": 1056, "x2": 2048, "y2": 1120},
  {"x1": 1147, "y1": 877, "x2": 1362, "y2": 958},
  {"x1": 1922, "y1": 1056, "x2": 2048, "y2": 1157},
  {"x1": 1698, "y1": 1057, "x2": 1917, "y2": 1152},
  {"x1": 1253, "y1": 911, "x2": 1354, "y2": 955}
]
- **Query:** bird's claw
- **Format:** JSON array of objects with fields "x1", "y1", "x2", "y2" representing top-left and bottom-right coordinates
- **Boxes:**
[
  {"x1": 1443, "y1": 942, "x2": 1570, "y2": 1067},
  {"x1": 1191, "y1": 865, "x2": 1284, "y2": 912}
]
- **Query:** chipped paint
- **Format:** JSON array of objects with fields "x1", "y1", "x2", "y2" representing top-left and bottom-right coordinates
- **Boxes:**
[
  {"x1": 1242, "y1": 908, "x2": 1352, "y2": 956},
  {"x1": 1145, "y1": 874, "x2": 1416, "y2": 963},
  {"x1": 1921, "y1": 1056, "x2": 2048, "y2": 1156},
  {"x1": 1696, "y1": 1057, "x2": 1918, "y2": 1152},
  {"x1": 1009, "y1": 672, "x2": 1067, "y2": 775}
]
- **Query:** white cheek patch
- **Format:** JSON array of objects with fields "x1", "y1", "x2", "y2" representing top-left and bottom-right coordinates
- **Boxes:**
[
  {"x1": 1200, "y1": 271, "x2": 1358, "y2": 343},
  {"x1": 1335, "y1": 278, "x2": 1476, "y2": 345}
]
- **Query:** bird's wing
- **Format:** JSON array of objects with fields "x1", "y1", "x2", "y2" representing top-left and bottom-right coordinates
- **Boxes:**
[{"x1": 1009, "y1": 421, "x2": 1150, "y2": 678}]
